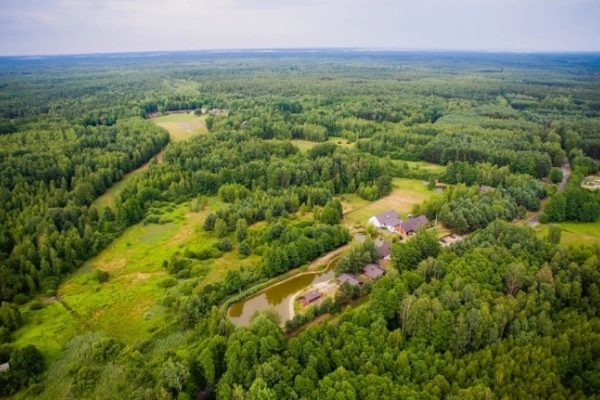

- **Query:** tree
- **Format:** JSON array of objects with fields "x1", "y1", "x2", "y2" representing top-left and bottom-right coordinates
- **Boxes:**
[
  {"x1": 215, "y1": 218, "x2": 228, "y2": 238},
  {"x1": 236, "y1": 219, "x2": 248, "y2": 243},
  {"x1": 546, "y1": 225, "x2": 562, "y2": 244},
  {"x1": 550, "y1": 168, "x2": 563, "y2": 184},
  {"x1": 161, "y1": 358, "x2": 189, "y2": 395}
]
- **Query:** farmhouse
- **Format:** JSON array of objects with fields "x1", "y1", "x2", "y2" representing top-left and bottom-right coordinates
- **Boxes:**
[
  {"x1": 480, "y1": 185, "x2": 493, "y2": 193},
  {"x1": 298, "y1": 290, "x2": 322, "y2": 306},
  {"x1": 398, "y1": 215, "x2": 429, "y2": 235},
  {"x1": 378, "y1": 242, "x2": 392, "y2": 260},
  {"x1": 0, "y1": 363, "x2": 9, "y2": 373},
  {"x1": 338, "y1": 273, "x2": 364, "y2": 286},
  {"x1": 368, "y1": 210, "x2": 402, "y2": 232},
  {"x1": 363, "y1": 264, "x2": 386, "y2": 280}
]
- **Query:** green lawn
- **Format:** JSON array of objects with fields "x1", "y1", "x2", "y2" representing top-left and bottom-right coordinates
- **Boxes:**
[{"x1": 344, "y1": 178, "x2": 437, "y2": 227}]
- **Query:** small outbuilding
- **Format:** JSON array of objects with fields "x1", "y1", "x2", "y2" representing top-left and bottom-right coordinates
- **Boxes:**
[
  {"x1": 0, "y1": 363, "x2": 9, "y2": 373},
  {"x1": 338, "y1": 273, "x2": 364, "y2": 286},
  {"x1": 363, "y1": 264, "x2": 386, "y2": 280},
  {"x1": 298, "y1": 290, "x2": 322, "y2": 306}
]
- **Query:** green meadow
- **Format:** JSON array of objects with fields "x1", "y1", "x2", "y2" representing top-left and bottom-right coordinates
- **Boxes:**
[{"x1": 344, "y1": 178, "x2": 437, "y2": 226}]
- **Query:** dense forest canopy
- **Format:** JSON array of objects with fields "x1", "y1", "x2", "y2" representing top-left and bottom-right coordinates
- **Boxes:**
[{"x1": 0, "y1": 50, "x2": 600, "y2": 399}]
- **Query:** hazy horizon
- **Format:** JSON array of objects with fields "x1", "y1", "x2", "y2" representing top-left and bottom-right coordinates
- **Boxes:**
[{"x1": 1, "y1": 0, "x2": 600, "y2": 56}]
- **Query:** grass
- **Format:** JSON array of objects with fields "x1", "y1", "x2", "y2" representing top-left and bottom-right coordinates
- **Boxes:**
[
  {"x1": 291, "y1": 136, "x2": 355, "y2": 153},
  {"x1": 152, "y1": 113, "x2": 208, "y2": 142},
  {"x1": 12, "y1": 197, "x2": 262, "y2": 364},
  {"x1": 534, "y1": 220, "x2": 600, "y2": 246},
  {"x1": 344, "y1": 178, "x2": 437, "y2": 227},
  {"x1": 393, "y1": 160, "x2": 447, "y2": 175}
]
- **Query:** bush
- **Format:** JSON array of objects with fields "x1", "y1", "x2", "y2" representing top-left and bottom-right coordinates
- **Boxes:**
[
  {"x1": 95, "y1": 269, "x2": 110, "y2": 283},
  {"x1": 12, "y1": 294, "x2": 29, "y2": 305},
  {"x1": 158, "y1": 277, "x2": 177, "y2": 288},
  {"x1": 29, "y1": 301, "x2": 44, "y2": 311},
  {"x1": 217, "y1": 238, "x2": 233, "y2": 252},
  {"x1": 176, "y1": 269, "x2": 191, "y2": 279}
]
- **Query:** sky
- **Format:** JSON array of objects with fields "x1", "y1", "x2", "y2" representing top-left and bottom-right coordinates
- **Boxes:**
[{"x1": 0, "y1": 0, "x2": 599, "y2": 56}]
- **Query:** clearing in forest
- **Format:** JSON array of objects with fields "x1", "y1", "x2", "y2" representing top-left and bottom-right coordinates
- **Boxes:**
[
  {"x1": 291, "y1": 136, "x2": 355, "y2": 152},
  {"x1": 536, "y1": 220, "x2": 600, "y2": 246},
  {"x1": 13, "y1": 198, "x2": 259, "y2": 363},
  {"x1": 153, "y1": 113, "x2": 208, "y2": 142},
  {"x1": 344, "y1": 178, "x2": 437, "y2": 227}
]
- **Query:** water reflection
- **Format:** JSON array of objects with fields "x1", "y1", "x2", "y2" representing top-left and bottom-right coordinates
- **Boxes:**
[{"x1": 228, "y1": 269, "x2": 335, "y2": 326}]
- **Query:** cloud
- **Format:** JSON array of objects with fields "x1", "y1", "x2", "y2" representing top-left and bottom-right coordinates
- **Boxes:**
[{"x1": 0, "y1": 0, "x2": 599, "y2": 55}]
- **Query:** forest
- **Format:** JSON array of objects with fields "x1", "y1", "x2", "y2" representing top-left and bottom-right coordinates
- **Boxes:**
[{"x1": 0, "y1": 50, "x2": 600, "y2": 399}]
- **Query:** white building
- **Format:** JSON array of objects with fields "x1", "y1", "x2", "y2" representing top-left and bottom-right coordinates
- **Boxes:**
[{"x1": 368, "y1": 210, "x2": 402, "y2": 232}]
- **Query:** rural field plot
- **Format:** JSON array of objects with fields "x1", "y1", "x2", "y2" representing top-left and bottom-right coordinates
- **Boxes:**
[
  {"x1": 395, "y1": 160, "x2": 447, "y2": 175},
  {"x1": 345, "y1": 178, "x2": 437, "y2": 226},
  {"x1": 153, "y1": 113, "x2": 208, "y2": 141}
]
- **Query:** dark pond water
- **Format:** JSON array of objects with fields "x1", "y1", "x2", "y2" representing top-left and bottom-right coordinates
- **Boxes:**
[{"x1": 228, "y1": 269, "x2": 335, "y2": 326}]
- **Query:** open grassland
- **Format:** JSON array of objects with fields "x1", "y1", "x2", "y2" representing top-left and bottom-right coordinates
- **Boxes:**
[
  {"x1": 344, "y1": 178, "x2": 437, "y2": 227},
  {"x1": 291, "y1": 136, "x2": 355, "y2": 153},
  {"x1": 394, "y1": 160, "x2": 447, "y2": 175},
  {"x1": 534, "y1": 220, "x2": 600, "y2": 246},
  {"x1": 13, "y1": 197, "x2": 260, "y2": 365},
  {"x1": 153, "y1": 113, "x2": 208, "y2": 142}
]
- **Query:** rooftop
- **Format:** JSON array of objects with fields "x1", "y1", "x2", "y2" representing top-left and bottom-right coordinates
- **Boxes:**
[
  {"x1": 338, "y1": 273, "x2": 364, "y2": 286},
  {"x1": 363, "y1": 263, "x2": 385, "y2": 279},
  {"x1": 378, "y1": 242, "x2": 392, "y2": 258},
  {"x1": 373, "y1": 210, "x2": 402, "y2": 227},
  {"x1": 400, "y1": 215, "x2": 429, "y2": 233}
]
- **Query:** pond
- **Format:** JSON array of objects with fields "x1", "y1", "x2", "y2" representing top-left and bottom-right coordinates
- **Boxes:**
[
  {"x1": 228, "y1": 269, "x2": 335, "y2": 326},
  {"x1": 354, "y1": 233, "x2": 385, "y2": 247}
]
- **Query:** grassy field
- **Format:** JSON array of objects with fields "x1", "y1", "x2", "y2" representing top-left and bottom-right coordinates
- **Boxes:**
[
  {"x1": 13, "y1": 197, "x2": 260, "y2": 366},
  {"x1": 291, "y1": 136, "x2": 355, "y2": 153},
  {"x1": 153, "y1": 113, "x2": 208, "y2": 142},
  {"x1": 344, "y1": 178, "x2": 437, "y2": 227},
  {"x1": 534, "y1": 220, "x2": 600, "y2": 246},
  {"x1": 394, "y1": 160, "x2": 447, "y2": 175}
]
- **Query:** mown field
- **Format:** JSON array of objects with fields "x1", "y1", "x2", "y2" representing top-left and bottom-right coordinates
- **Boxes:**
[
  {"x1": 344, "y1": 178, "x2": 437, "y2": 227},
  {"x1": 152, "y1": 113, "x2": 208, "y2": 141}
]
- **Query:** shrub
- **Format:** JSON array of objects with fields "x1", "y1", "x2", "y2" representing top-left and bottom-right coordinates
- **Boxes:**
[
  {"x1": 29, "y1": 301, "x2": 44, "y2": 311},
  {"x1": 158, "y1": 277, "x2": 177, "y2": 288},
  {"x1": 176, "y1": 269, "x2": 191, "y2": 279},
  {"x1": 95, "y1": 270, "x2": 110, "y2": 283}
]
